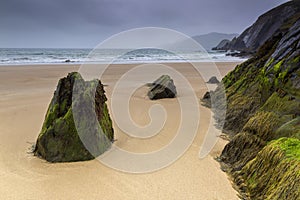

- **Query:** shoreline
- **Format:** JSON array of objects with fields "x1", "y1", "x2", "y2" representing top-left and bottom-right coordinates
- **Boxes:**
[{"x1": 0, "y1": 60, "x2": 246, "y2": 67}]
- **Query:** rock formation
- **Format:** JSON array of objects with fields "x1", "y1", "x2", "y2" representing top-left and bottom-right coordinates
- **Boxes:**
[
  {"x1": 147, "y1": 75, "x2": 177, "y2": 100},
  {"x1": 34, "y1": 72, "x2": 114, "y2": 162},
  {"x1": 204, "y1": 4, "x2": 300, "y2": 199},
  {"x1": 212, "y1": 39, "x2": 230, "y2": 51},
  {"x1": 206, "y1": 76, "x2": 220, "y2": 84},
  {"x1": 213, "y1": 0, "x2": 300, "y2": 55}
]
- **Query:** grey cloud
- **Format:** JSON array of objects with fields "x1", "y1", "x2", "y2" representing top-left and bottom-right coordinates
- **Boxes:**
[{"x1": 0, "y1": 0, "x2": 289, "y2": 48}]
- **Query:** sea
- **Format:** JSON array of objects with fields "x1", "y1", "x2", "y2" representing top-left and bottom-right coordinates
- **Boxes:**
[{"x1": 0, "y1": 48, "x2": 245, "y2": 65}]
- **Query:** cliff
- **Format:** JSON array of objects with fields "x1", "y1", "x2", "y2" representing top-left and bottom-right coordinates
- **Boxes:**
[
  {"x1": 214, "y1": 0, "x2": 300, "y2": 55},
  {"x1": 191, "y1": 32, "x2": 238, "y2": 51},
  {"x1": 204, "y1": 5, "x2": 300, "y2": 199},
  {"x1": 212, "y1": 39, "x2": 230, "y2": 51}
]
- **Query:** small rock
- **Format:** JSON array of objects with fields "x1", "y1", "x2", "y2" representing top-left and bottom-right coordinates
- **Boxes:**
[
  {"x1": 202, "y1": 91, "x2": 211, "y2": 99},
  {"x1": 207, "y1": 76, "x2": 220, "y2": 84},
  {"x1": 147, "y1": 75, "x2": 177, "y2": 100}
]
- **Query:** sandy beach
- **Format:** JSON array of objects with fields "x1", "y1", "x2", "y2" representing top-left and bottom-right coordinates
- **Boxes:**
[{"x1": 0, "y1": 62, "x2": 241, "y2": 200}]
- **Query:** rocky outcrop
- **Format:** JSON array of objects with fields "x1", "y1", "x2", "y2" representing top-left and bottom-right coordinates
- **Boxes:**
[
  {"x1": 204, "y1": 6, "x2": 300, "y2": 199},
  {"x1": 34, "y1": 72, "x2": 114, "y2": 162},
  {"x1": 191, "y1": 33, "x2": 238, "y2": 51},
  {"x1": 212, "y1": 39, "x2": 230, "y2": 51},
  {"x1": 214, "y1": 0, "x2": 300, "y2": 55},
  {"x1": 201, "y1": 91, "x2": 212, "y2": 108},
  {"x1": 206, "y1": 76, "x2": 220, "y2": 84},
  {"x1": 147, "y1": 75, "x2": 177, "y2": 100},
  {"x1": 174, "y1": 33, "x2": 238, "y2": 51}
]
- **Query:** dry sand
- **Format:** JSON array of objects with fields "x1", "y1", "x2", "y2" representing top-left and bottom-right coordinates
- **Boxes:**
[{"x1": 0, "y1": 62, "x2": 241, "y2": 200}]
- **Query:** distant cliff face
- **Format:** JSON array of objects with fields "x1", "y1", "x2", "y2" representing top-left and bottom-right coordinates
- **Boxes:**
[
  {"x1": 191, "y1": 33, "x2": 238, "y2": 51},
  {"x1": 212, "y1": 39, "x2": 230, "y2": 50},
  {"x1": 174, "y1": 32, "x2": 238, "y2": 51},
  {"x1": 204, "y1": 5, "x2": 300, "y2": 199},
  {"x1": 214, "y1": 0, "x2": 300, "y2": 53}
]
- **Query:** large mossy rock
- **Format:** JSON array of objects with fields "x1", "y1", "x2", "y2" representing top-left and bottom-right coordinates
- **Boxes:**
[
  {"x1": 204, "y1": 4, "x2": 300, "y2": 199},
  {"x1": 147, "y1": 75, "x2": 177, "y2": 100},
  {"x1": 34, "y1": 72, "x2": 114, "y2": 162}
]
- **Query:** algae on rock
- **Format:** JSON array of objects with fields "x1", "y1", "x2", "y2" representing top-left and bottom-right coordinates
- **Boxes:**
[
  {"x1": 34, "y1": 72, "x2": 114, "y2": 162},
  {"x1": 203, "y1": 5, "x2": 300, "y2": 199},
  {"x1": 237, "y1": 138, "x2": 300, "y2": 200}
]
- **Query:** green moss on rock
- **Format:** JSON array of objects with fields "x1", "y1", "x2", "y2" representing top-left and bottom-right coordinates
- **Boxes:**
[
  {"x1": 207, "y1": 9, "x2": 300, "y2": 200},
  {"x1": 243, "y1": 111, "x2": 290, "y2": 141},
  {"x1": 277, "y1": 138, "x2": 300, "y2": 160},
  {"x1": 273, "y1": 60, "x2": 284, "y2": 72},
  {"x1": 34, "y1": 72, "x2": 114, "y2": 162},
  {"x1": 220, "y1": 132, "x2": 266, "y2": 171},
  {"x1": 237, "y1": 138, "x2": 300, "y2": 199},
  {"x1": 276, "y1": 117, "x2": 300, "y2": 139},
  {"x1": 261, "y1": 92, "x2": 300, "y2": 116}
]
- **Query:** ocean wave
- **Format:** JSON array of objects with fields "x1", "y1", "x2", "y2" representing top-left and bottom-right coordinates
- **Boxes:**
[
  {"x1": 12, "y1": 57, "x2": 32, "y2": 61},
  {"x1": 0, "y1": 48, "x2": 246, "y2": 65}
]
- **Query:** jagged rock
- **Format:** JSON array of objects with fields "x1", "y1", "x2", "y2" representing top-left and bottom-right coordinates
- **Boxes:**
[
  {"x1": 176, "y1": 33, "x2": 238, "y2": 51},
  {"x1": 218, "y1": 17, "x2": 300, "y2": 163},
  {"x1": 207, "y1": 4, "x2": 300, "y2": 199},
  {"x1": 202, "y1": 91, "x2": 211, "y2": 99},
  {"x1": 201, "y1": 91, "x2": 212, "y2": 108},
  {"x1": 206, "y1": 76, "x2": 220, "y2": 84},
  {"x1": 225, "y1": 51, "x2": 254, "y2": 58},
  {"x1": 212, "y1": 39, "x2": 230, "y2": 51},
  {"x1": 220, "y1": 132, "x2": 266, "y2": 171},
  {"x1": 34, "y1": 72, "x2": 114, "y2": 162},
  {"x1": 268, "y1": 20, "x2": 300, "y2": 66},
  {"x1": 147, "y1": 75, "x2": 177, "y2": 100},
  {"x1": 216, "y1": 1, "x2": 300, "y2": 55}
]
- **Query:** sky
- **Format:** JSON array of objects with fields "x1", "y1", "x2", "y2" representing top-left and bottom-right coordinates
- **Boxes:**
[{"x1": 0, "y1": 0, "x2": 289, "y2": 48}]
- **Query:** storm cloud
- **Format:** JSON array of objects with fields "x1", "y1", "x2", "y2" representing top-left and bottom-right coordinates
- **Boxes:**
[{"x1": 0, "y1": 0, "x2": 288, "y2": 48}]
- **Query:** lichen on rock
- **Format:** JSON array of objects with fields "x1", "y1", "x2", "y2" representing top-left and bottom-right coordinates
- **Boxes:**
[{"x1": 34, "y1": 72, "x2": 114, "y2": 162}]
